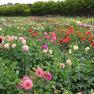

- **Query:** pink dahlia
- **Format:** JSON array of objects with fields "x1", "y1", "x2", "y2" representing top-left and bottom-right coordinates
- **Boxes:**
[
  {"x1": 35, "y1": 67, "x2": 44, "y2": 77},
  {"x1": 19, "y1": 76, "x2": 33, "y2": 90},
  {"x1": 21, "y1": 79, "x2": 33, "y2": 90},
  {"x1": 43, "y1": 72, "x2": 52, "y2": 81}
]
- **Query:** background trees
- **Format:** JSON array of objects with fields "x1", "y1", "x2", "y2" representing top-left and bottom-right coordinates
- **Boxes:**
[{"x1": 0, "y1": 0, "x2": 94, "y2": 16}]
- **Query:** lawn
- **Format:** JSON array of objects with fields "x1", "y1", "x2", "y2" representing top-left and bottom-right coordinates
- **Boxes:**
[{"x1": 0, "y1": 16, "x2": 94, "y2": 94}]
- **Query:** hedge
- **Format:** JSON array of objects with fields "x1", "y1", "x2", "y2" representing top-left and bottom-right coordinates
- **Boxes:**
[{"x1": 0, "y1": 0, "x2": 94, "y2": 16}]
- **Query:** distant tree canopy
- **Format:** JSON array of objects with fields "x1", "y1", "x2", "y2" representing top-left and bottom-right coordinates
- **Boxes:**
[{"x1": 0, "y1": 0, "x2": 94, "y2": 16}]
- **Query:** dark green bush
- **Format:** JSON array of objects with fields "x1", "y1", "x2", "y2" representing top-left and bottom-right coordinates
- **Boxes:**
[
  {"x1": 0, "y1": 0, "x2": 94, "y2": 16},
  {"x1": 0, "y1": 4, "x2": 30, "y2": 16}
]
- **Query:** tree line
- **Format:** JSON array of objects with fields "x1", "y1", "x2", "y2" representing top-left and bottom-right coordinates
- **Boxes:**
[{"x1": 0, "y1": 0, "x2": 94, "y2": 16}]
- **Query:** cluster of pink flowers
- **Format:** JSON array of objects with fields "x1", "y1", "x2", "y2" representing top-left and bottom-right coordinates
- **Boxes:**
[
  {"x1": 50, "y1": 32, "x2": 57, "y2": 42},
  {"x1": 35, "y1": 67, "x2": 52, "y2": 81},
  {"x1": 42, "y1": 31, "x2": 57, "y2": 42},
  {"x1": 18, "y1": 76, "x2": 33, "y2": 90},
  {"x1": 0, "y1": 36, "x2": 29, "y2": 52},
  {"x1": 0, "y1": 36, "x2": 17, "y2": 49}
]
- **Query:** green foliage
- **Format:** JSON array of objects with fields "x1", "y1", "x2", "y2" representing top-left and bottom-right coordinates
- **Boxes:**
[
  {"x1": 0, "y1": 4, "x2": 30, "y2": 16},
  {"x1": 0, "y1": 58, "x2": 26, "y2": 94},
  {"x1": 0, "y1": 0, "x2": 94, "y2": 16},
  {"x1": 0, "y1": 16, "x2": 94, "y2": 94}
]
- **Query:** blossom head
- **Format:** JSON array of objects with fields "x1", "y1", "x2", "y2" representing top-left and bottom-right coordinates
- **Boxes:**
[
  {"x1": 81, "y1": 37, "x2": 86, "y2": 41},
  {"x1": 85, "y1": 47, "x2": 90, "y2": 51},
  {"x1": 43, "y1": 49, "x2": 48, "y2": 54},
  {"x1": 42, "y1": 44, "x2": 48, "y2": 50},
  {"x1": 48, "y1": 50, "x2": 52, "y2": 54},
  {"x1": 19, "y1": 76, "x2": 33, "y2": 90},
  {"x1": 43, "y1": 32, "x2": 48, "y2": 36},
  {"x1": 7, "y1": 36, "x2": 14, "y2": 42},
  {"x1": 73, "y1": 45, "x2": 78, "y2": 50},
  {"x1": 28, "y1": 28, "x2": 33, "y2": 32},
  {"x1": 0, "y1": 37, "x2": 2, "y2": 43},
  {"x1": 51, "y1": 36, "x2": 57, "y2": 42},
  {"x1": 85, "y1": 31, "x2": 92, "y2": 35},
  {"x1": 35, "y1": 67, "x2": 44, "y2": 77},
  {"x1": 60, "y1": 63, "x2": 65, "y2": 69},
  {"x1": 11, "y1": 44, "x2": 16, "y2": 48},
  {"x1": 4, "y1": 43, "x2": 10, "y2": 49},
  {"x1": 66, "y1": 59, "x2": 72, "y2": 66},
  {"x1": 43, "y1": 72, "x2": 52, "y2": 81},
  {"x1": 21, "y1": 39, "x2": 26, "y2": 45},
  {"x1": 63, "y1": 36, "x2": 71, "y2": 43},
  {"x1": 21, "y1": 79, "x2": 33, "y2": 90},
  {"x1": 51, "y1": 32, "x2": 57, "y2": 37},
  {"x1": 92, "y1": 42, "x2": 94, "y2": 47},
  {"x1": 22, "y1": 45, "x2": 29, "y2": 52}
]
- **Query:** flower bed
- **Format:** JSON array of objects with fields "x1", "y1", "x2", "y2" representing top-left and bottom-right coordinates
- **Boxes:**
[{"x1": 0, "y1": 17, "x2": 94, "y2": 94}]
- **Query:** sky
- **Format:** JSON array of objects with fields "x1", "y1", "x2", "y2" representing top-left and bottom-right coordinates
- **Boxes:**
[{"x1": 0, "y1": 0, "x2": 62, "y2": 5}]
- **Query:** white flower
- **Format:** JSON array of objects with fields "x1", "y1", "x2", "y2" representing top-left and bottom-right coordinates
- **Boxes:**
[
  {"x1": 19, "y1": 37, "x2": 25, "y2": 41},
  {"x1": 11, "y1": 44, "x2": 16, "y2": 48},
  {"x1": 85, "y1": 47, "x2": 90, "y2": 51},
  {"x1": 66, "y1": 59, "x2": 72, "y2": 66},
  {"x1": 22, "y1": 45, "x2": 29, "y2": 52},
  {"x1": 43, "y1": 49, "x2": 48, "y2": 54},
  {"x1": 49, "y1": 50, "x2": 52, "y2": 54},
  {"x1": 13, "y1": 36, "x2": 17, "y2": 40},
  {"x1": 91, "y1": 89, "x2": 94, "y2": 94},
  {"x1": 22, "y1": 39, "x2": 26, "y2": 45},
  {"x1": 60, "y1": 63, "x2": 65, "y2": 69},
  {"x1": 34, "y1": 27, "x2": 36, "y2": 30},
  {"x1": 4, "y1": 43, "x2": 10, "y2": 49},
  {"x1": 73, "y1": 45, "x2": 78, "y2": 50},
  {"x1": 69, "y1": 49, "x2": 72, "y2": 54},
  {"x1": 0, "y1": 28, "x2": 2, "y2": 31}
]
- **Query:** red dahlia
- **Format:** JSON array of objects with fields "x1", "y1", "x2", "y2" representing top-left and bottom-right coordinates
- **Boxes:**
[
  {"x1": 0, "y1": 37, "x2": 2, "y2": 43},
  {"x1": 91, "y1": 42, "x2": 94, "y2": 47},
  {"x1": 85, "y1": 31, "x2": 92, "y2": 35},
  {"x1": 28, "y1": 28, "x2": 33, "y2": 32},
  {"x1": 81, "y1": 37, "x2": 86, "y2": 41},
  {"x1": 63, "y1": 36, "x2": 71, "y2": 43}
]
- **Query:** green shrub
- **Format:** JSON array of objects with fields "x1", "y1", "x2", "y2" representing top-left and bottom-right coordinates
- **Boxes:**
[{"x1": 0, "y1": 0, "x2": 94, "y2": 16}]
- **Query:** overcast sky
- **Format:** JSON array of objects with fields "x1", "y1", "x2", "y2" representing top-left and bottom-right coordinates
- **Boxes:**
[{"x1": 0, "y1": 0, "x2": 62, "y2": 5}]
